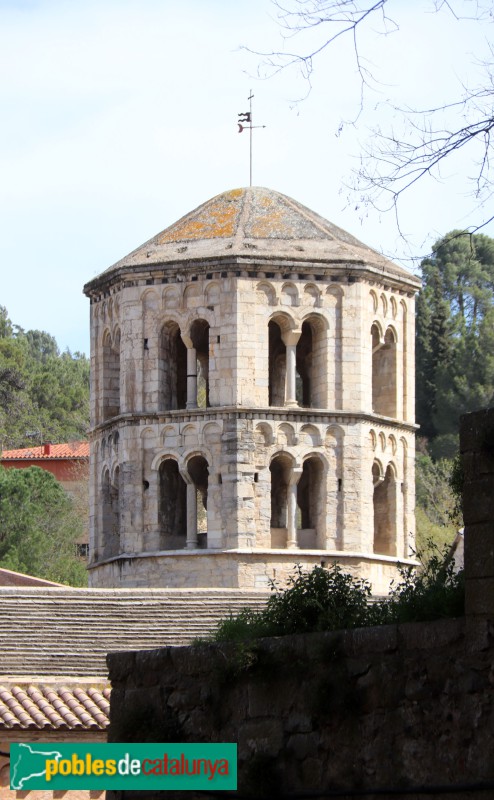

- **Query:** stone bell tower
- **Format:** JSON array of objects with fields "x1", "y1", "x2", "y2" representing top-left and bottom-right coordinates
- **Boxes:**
[{"x1": 84, "y1": 187, "x2": 420, "y2": 593}]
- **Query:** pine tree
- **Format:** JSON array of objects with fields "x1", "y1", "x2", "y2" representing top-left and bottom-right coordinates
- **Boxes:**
[{"x1": 417, "y1": 231, "x2": 494, "y2": 456}]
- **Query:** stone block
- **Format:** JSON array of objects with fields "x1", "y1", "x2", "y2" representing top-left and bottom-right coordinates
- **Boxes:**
[
  {"x1": 286, "y1": 732, "x2": 319, "y2": 761},
  {"x1": 464, "y1": 524, "x2": 494, "y2": 579},
  {"x1": 465, "y1": 616, "x2": 494, "y2": 651},
  {"x1": 345, "y1": 624, "x2": 399, "y2": 656},
  {"x1": 466, "y1": 576, "x2": 494, "y2": 616},
  {"x1": 460, "y1": 408, "x2": 494, "y2": 453},
  {"x1": 463, "y1": 478, "x2": 494, "y2": 525},
  {"x1": 399, "y1": 618, "x2": 464, "y2": 651},
  {"x1": 237, "y1": 718, "x2": 284, "y2": 759},
  {"x1": 107, "y1": 651, "x2": 136, "y2": 682}
]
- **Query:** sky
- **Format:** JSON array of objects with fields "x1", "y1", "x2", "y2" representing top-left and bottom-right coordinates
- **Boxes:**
[{"x1": 0, "y1": 0, "x2": 492, "y2": 356}]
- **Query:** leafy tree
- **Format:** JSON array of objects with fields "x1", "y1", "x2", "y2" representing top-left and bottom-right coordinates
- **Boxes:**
[
  {"x1": 416, "y1": 230, "x2": 494, "y2": 456},
  {"x1": 0, "y1": 306, "x2": 13, "y2": 339},
  {"x1": 0, "y1": 307, "x2": 89, "y2": 448},
  {"x1": 415, "y1": 269, "x2": 453, "y2": 442},
  {"x1": 0, "y1": 466, "x2": 87, "y2": 586},
  {"x1": 415, "y1": 450, "x2": 459, "y2": 557}
]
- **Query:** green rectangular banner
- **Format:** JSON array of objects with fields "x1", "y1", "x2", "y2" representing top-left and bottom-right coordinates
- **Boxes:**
[{"x1": 10, "y1": 742, "x2": 237, "y2": 791}]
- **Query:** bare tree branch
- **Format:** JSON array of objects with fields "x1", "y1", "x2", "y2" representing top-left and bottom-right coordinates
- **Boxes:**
[{"x1": 255, "y1": 0, "x2": 494, "y2": 230}]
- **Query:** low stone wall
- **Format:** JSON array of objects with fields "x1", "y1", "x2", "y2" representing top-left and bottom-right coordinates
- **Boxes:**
[{"x1": 107, "y1": 615, "x2": 494, "y2": 799}]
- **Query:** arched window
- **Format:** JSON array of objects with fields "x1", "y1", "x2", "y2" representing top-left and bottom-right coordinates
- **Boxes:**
[
  {"x1": 159, "y1": 322, "x2": 187, "y2": 410},
  {"x1": 187, "y1": 454, "x2": 209, "y2": 546},
  {"x1": 190, "y1": 319, "x2": 210, "y2": 408},
  {"x1": 296, "y1": 321, "x2": 313, "y2": 406},
  {"x1": 371, "y1": 324, "x2": 397, "y2": 417},
  {"x1": 102, "y1": 330, "x2": 120, "y2": 421},
  {"x1": 268, "y1": 320, "x2": 286, "y2": 406},
  {"x1": 269, "y1": 453, "x2": 299, "y2": 549},
  {"x1": 159, "y1": 459, "x2": 187, "y2": 548},
  {"x1": 296, "y1": 456, "x2": 324, "y2": 548},
  {"x1": 102, "y1": 467, "x2": 120, "y2": 558},
  {"x1": 295, "y1": 316, "x2": 327, "y2": 408},
  {"x1": 270, "y1": 455, "x2": 289, "y2": 530},
  {"x1": 373, "y1": 462, "x2": 397, "y2": 556}
]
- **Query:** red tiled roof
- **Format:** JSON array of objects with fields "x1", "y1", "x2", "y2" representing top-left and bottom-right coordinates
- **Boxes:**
[
  {"x1": 0, "y1": 568, "x2": 64, "y2": 587},
  {"x1": 0, "y1": 684, "x2": 110, "y2": 730},
  {"x1": 1, "y1": 441, "x2": 89, "y2": 460}
]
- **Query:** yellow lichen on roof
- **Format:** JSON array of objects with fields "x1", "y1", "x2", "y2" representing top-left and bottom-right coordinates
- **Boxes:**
[
  {"x1": 250, "y1": 208, "x2": 295, "y2": 239},
  {"x1": 157, "y1": 191, "x2": 244, "y2": 244}
]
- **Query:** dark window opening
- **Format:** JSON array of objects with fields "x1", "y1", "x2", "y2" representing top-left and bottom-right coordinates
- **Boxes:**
[
  {"x1": 268, "y1": 320, "x2": 286, "y2": 407},
  {"x1": 160, "y1": 322, "x2": 187, "y2": 410},
  {"x1": 188, "y1": 455, "x2": 209, "y2": 544},
  {"x1": 191, "y1": 319, "x2": 210, "y2": 408},
  {"x1": 159, "y1": 460, "x2": 187, "y2": 549},
  {"x1": 296, "y1": 321, "x2": 313, "y2": 407}
]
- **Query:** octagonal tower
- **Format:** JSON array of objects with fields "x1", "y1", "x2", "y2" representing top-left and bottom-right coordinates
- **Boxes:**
[{"x1": 84, "y1": 187, "x2": 421, "y2": 593}]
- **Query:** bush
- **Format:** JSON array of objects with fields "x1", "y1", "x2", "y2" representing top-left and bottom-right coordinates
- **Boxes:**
[
  {"x1": 209, "y1": 548, "x2": 464, "y2": 644},
  {"x1": 383, "y1": 542, "x2": 465, "y2": 623}
]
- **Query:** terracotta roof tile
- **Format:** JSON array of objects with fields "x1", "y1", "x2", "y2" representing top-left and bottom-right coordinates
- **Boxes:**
[
  {"x1": 0, "y1": 684, "x2": 110, "y2": 730},
  {"x1": 1, "y1": 441, "x2": 89, "y2": 460}
]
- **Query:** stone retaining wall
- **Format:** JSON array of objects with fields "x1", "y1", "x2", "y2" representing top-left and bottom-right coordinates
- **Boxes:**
[{"x1": 107, "y1": 616, "x2": 494, "y2": 799}]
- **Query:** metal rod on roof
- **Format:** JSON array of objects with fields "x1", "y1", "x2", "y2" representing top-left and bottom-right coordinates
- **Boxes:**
[
  {"x1": 237, "y1": 90, "x2": 266, "y2": 187},
  {"x1": 249, "y1": 91, "x2": 253, "y2": 186}
]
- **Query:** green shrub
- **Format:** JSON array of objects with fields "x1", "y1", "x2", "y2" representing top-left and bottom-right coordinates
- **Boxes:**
[
  {"x1": 384, "y1": 541, "x2": 465, "y2": 623},
  {"x1": 264, "y1": 564, "x2": 373, "y2": 635},
  {"x1": 212, "y1": 564, "x2": 374, "y2": 642},
  {"x1": 208, "y1": 547, "x2": 464, "y2": 644}
]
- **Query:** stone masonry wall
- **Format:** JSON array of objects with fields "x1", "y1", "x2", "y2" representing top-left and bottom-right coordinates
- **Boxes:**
[
  {"x1": 89, "y1": 550, "x2": 403, "y2": 594},
  {"x1": 461, "y1": 407, "x2": 494, "y2": 624},
  {"x1": 107, "y1": 617, "x2": 494, "y2": 800}
]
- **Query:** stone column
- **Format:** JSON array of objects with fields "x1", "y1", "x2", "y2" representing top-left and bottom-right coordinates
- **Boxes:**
[
  {"x1": 287, "y1": 468, "x2": 302, "y2": 549},
  {"x1": 282, "y1": 330, "x2": 301, "y2": 408},
  {"x1": 186, "y1": 481, "x2": 198, "y2": 549},
  {"x1": 186, "y1": 346, "x2": 198, "y2": 409}
]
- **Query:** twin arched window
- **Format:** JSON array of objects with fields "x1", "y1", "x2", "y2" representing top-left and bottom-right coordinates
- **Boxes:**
[
  {"x1": 268, "y1": 316, "x2": 326, "y2": 408},
  {"x1": 159, "y1": 319, "x2": 210, "y2": 411}
]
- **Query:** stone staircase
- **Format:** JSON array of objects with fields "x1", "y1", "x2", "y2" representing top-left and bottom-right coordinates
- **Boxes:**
[{"x1": 0, "y1": 587, "x2": 269, "y2": 678}]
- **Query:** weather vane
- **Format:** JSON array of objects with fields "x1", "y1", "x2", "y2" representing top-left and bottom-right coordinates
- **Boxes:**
[{"x1": 238, "y1": 90, "x2": 266, "y2": 187}]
